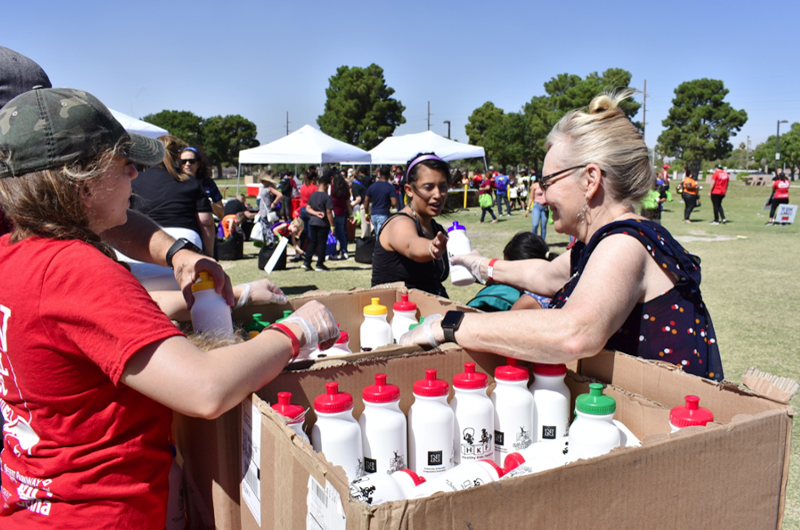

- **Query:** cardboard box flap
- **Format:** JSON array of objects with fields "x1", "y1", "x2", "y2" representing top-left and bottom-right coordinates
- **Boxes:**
[{"x1": 742, "y1": 367, "x2": 800, "y2": 405}]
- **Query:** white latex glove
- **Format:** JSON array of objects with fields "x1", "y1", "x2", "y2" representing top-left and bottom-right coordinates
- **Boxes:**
[
  {"x1": 451, "y1": 250, "x2": 490, "y2": 284},
  {"x1": 234, "y1": 279, "x2": 288, "y2": 309},
  {"x1": 282, "y1": 301, "x2": 339, "y2": 359},
  {"x1": 399, "y1": 314, "x2": 443, "y2": 348}
]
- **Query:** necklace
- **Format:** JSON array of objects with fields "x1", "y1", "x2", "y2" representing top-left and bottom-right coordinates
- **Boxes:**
[{"x1": 408, "y1": 206, "x2": 433, "y2": 238}]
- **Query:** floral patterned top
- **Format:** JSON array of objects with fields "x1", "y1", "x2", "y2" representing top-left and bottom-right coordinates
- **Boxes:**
[{"x1": 549, "y1": 219, "x2": 724, "y2": 381}]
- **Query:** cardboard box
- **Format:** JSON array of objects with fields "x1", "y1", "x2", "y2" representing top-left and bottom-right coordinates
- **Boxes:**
[
  {"x1": 239, "y1": 348, "x2": 793, "y2": 530},
  {"x1": 175, "y1": 285, "x2": 474, "y2": 530}
]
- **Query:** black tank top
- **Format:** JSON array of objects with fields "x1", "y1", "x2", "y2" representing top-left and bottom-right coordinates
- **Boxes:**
[{"x1": 371, "y1": 212, "x2": 450, "y2": 298}]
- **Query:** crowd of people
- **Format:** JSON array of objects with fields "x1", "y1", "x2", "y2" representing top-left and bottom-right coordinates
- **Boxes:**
[{"x1": 0, "y1": 44, "x2": 789, "y2": 527}]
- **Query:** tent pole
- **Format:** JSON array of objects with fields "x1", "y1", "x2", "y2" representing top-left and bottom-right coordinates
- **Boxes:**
[{"x1": 236, "y1": 163, "x2": 241, "y2": 196}]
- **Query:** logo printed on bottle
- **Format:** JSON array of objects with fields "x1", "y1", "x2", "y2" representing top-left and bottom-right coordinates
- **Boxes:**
[
  {"x1": 427, "y1": 451, "x2": 443, "y2": 466},
  {"x1": 513, "y1": 426, "x2": 532, "y2": 450},
  {"x1": 542, "y1": 425, "x2": 557, "y2": 439},
  {"x1": 461, "y1": 428, "x2": 493, "y2": 459},
  {"x1": 389, "y1": 451, "x2": 406, "y2": 472},
  {"x1": 495, "y1": 430, "x2": 504, "y2": 446},
  {"x1": 364, "y1": 457, "x2": 377, "y2": 474}
]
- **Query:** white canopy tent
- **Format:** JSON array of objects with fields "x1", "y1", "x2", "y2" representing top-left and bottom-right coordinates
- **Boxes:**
[
  {"x1": 237, "y1": 125, "x2": 372, "y2": 193},
  {"x1": 109, "y1": 109, "x2": 168, "y2": 139},
  {"x1": 368, "y1": 130, "x2": 487, "y2": 169}
]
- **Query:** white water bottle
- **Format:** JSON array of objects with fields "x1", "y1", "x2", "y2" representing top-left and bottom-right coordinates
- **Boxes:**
[
  {"x1": 447, "y1": 221, "x2": 474, "y2": 286},
  {"x1": 391, "y1": 294, "x2": 418, "y2": 343},
  {"x1": 567, "y1": 383, "x2": 620, "y2": 461},
  {"x1": 670, "y1": 395, "x2": 714, "y2": 432},
  {"x1": 408, "y1": 369, "x2": 455, "y2": 478},
  {"x1": 190, "y1": 272, "x2": 234, "y2": 339},
  {"x1": 271, "y1": 392, "x2": 309, "y2": 444},
  {"x1": 491, "y1": 358, "x2": 534, "y2": 466},
  {"x1": 451, "y1": 362, "x2": 494, "y2": 464},
  {"x1": 311, "y1": 382, "x2": 364, "y2": 481},
  {"x1": 410, "y1": 459, "x2": 505, "y2": 499},
  {"x1": 359, "y1": 374, "x2": 408, "y2": 475},
  {"x1": 529, "y1": 363, "x2": 570, "y2": 442},
  {"x1": 166, "y1": 445, "x2": 186, "y2": 530},
  {"x1": 349, "y1": 469, "x2": 426, "y2": 506},
  {"x1": 360, "y1": 298, "x2": 393, "y2": 351},
  {"x1": 501, "y1": 439, "x2": 571, "y2": 479}
]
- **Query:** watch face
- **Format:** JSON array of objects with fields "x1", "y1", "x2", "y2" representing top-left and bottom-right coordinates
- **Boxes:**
[{"x1": 441, "y1": 311, "x2": 464, "y2": 329}]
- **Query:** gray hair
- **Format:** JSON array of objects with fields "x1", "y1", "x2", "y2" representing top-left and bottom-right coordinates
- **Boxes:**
[{"x1": 546, "y1": 89, "x2": 653, "y2": 205}]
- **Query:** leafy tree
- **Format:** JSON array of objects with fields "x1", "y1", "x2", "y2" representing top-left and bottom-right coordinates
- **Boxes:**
[
  {"x1": 317, "y1": 64, "x2": 405, "y2": 150},
  {"x1": 752, "y1": 123, "x2": 800, "y2": 177},
  {"x1": 142, "y1": 110, "x2": 204, "y2": 145},
  {"x1": 657, "y1": 79, "x2": 747, "y2": 173},
  {"x1": 465, "y1": 102, "x2": 504, "y2": 147},
  {"x1": 203, "y1": 115, "x2": 260, "y2": 177}
]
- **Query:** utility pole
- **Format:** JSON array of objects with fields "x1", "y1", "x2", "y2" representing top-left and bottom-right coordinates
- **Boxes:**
[
  {"x1": 286, "y1": 112, "x2": 290, "y2": 136},
  {"x1": 777, "y1": 120, "x2": 788, "y2": 173},
  {"x1": 642, "y1": 79, "x2": 646, "y2": 143},
  {"x1": 427, "y1": 101, "x2": 430, "y2": 131},
  {"x1": 443, "y1": 120, "x2": 451, "y2": 139},
  {"x1": 746, "y1": 136, "x2": 751, "y2": 171}
]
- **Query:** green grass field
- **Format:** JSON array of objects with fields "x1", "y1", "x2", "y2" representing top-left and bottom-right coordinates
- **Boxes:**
[{"x1": 219, "y1": 180, "x2": 800, "y2": 527}]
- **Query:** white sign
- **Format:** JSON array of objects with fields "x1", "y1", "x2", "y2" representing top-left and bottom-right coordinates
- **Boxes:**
[
  {"x1": 306, "y1": 476, "x2": 347, "y2": 530},
  {"x1": 775, "y1": 204, "x2": 798, "y2": 224},
  {"x1": 241, "y1": 399, "x2": 262, "y2": 526}
]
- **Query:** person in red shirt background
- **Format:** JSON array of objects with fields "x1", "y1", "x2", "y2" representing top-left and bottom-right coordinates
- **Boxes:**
[
  {"x1": 767, "y1": 171, "x2": 791, "y2": 225},
  {"x1": 709, "y1": 164, "x2": 729, "y2": 225}
]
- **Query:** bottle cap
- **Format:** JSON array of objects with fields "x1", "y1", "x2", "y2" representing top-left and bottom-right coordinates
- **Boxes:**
[
  {"x1": 670, "y1": 395, "x2": 714, "y2": 428},
  {"x1": 412, "y1": 369, "x2": 449, "y2": 397},
  {"x1": 575, "y1": 383, "x2": 616, "y2": 415},
  {"x1": 245, "y1": 313, "x2": 269, "y2": 333},
  {"x1": 393, "y1": 294, "x2": 417, "y2": 312},
  {"x1": 336, "y1": 329, "x2": 350, "y2": 344},
  {"x1": 313, "y1": 382, "x2": 353, "y2": 413},
  {"x1": 479, "y1": 458, "x2": 506, "y2": 478},
  {"x1": 447, "y1": 221, "x2": 467, "y2": 233},
  {"x1": 276, "y1": 309, "x2": 293, "y2": 323},
  {"x1": 495, "y1": 358, "x2": 528, "y2": 382},
  {"x1": 502, "y1": 452, "x2": 526, "y2": 474},
  {"x1": 394, "y1": 468, "x2": 426, "y2": 486},
  {"x1": 191, "y1": 271, "x2": 216, "y2": 292},
  {"x1": 363, "y1": 373, "x2": 400, "y2": 403},
  {"x1": 272, "y1": 392, "x2": 305, "y2": 423},
  {"x1": 363, "y1": 297, "x2": 388, "y2": 316},
  {"x1": 453, "y1": 362, "x2": 488, "y2": 390},
  {"x1": 532, "y1": 363, "x2": 567, "y2": 377}
]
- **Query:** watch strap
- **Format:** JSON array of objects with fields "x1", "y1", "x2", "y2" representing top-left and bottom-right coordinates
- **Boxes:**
[
  {"x1": 166, "y1": 238, "x2": 202, "y2": 269},
  {"x1": 442, "y1": 310, "x2": 464, "y2": 344}
]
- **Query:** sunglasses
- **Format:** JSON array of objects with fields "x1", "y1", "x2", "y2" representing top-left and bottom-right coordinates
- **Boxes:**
[
  {"x1": 180, "y1": 159, "x2": 198, "y2": 165},
  {"x1": 539, "y1": 165, "x2": 587, "y2": 191}
]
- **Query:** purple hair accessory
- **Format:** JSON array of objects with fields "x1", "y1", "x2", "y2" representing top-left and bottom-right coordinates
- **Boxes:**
[{"x1": 405, "y1": 153, "x2": 445, "y2": 182}]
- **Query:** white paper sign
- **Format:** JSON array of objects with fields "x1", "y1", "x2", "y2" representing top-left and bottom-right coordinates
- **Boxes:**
[
  {"x1": 306, "y1": 476, "x2": 346, "y2": 530},
  {"x1": 775, "y1": 204, "x2": 798, "y2": 224},
  {"x1": 241, "y1": 400, "x2": 262, "y2": 526}
]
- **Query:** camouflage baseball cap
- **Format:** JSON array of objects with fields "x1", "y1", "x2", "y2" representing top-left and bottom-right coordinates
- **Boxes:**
[{"x1": 0, "y1": 87, "x2": 164, "y2": 178}]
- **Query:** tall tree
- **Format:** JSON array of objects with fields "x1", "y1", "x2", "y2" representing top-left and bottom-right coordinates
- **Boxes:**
[
  {"x1": 203, "y1": 115, "x2": 260, "y2": 177},
  {"x1": 752, "y1": 123, "x2": 800, "y2": 176},
  {"x1": 658, "y1": 79, "x2": 748, "y2": 172},
  {"x1": 465, "y1": 102, "x2": 504, "y2": 148},
  {"x1": 142, "y1": 110, "x2": 204, "y2": 145},
  {"x1": 317, "y1": 64, "x2": 405, "y2": 150}
]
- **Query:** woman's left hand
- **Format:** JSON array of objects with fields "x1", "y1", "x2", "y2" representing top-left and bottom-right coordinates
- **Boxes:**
[
  {"x1": 399, "y1": 314, "x2": 443, "y2": 348},
  {"x1": 429, "y1": 232, "x2": 448, "y2": 261}
]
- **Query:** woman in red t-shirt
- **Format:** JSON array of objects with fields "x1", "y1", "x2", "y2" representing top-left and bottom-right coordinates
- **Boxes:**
[
  {"x1": 768, "y1": 172, "x2": 791, "y2": 225},
  {"x1": 298, "y1": 170, "x2": 318, "y2": 250},
  {"x1": 0, "y1": 88, "x2": 339, "y2": 529}
]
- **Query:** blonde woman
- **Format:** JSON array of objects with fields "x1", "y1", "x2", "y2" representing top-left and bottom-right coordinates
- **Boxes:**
[{"x1": 403, "y1": 90, "x2": 724, "y2": 382}]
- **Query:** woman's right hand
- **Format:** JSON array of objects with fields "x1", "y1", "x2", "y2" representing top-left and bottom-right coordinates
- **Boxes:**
[
  {"x1": 451, "y1": 250, "x2": 490, "y2": 284},
  {"x1": 281, "y1": 301, "x2": 339, "y2": 359}
]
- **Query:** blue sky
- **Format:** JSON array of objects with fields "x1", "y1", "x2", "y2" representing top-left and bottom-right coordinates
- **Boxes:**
[{"x1": 5, "y1": 0, "x2": 799, "y2": 157}]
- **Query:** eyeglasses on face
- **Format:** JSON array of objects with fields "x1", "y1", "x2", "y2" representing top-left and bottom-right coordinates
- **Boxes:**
[
  {"x1": 180, "y1": 159, "x2": 198, "y2": 165},
  {"x1": 539, "y1": 165, "x2": 587, "y2": 191}
]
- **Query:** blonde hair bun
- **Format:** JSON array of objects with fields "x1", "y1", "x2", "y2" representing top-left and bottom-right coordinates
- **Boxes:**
[{"x1": 588, "y1": 88, "x2": 636, "y2": 115}]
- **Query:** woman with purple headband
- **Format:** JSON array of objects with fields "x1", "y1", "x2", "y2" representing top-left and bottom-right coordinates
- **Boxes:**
[{"x1": 371, "y1": 152, "x2": 451, "y2": 297}]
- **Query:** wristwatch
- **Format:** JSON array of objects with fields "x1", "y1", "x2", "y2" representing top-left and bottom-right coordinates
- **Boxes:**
[
  {"x1": 166, "y1": 238, "x2": 203, "y2": 269},
  {"x1": 441, "y1": 310, "x2": 465, "y2": 344}
]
